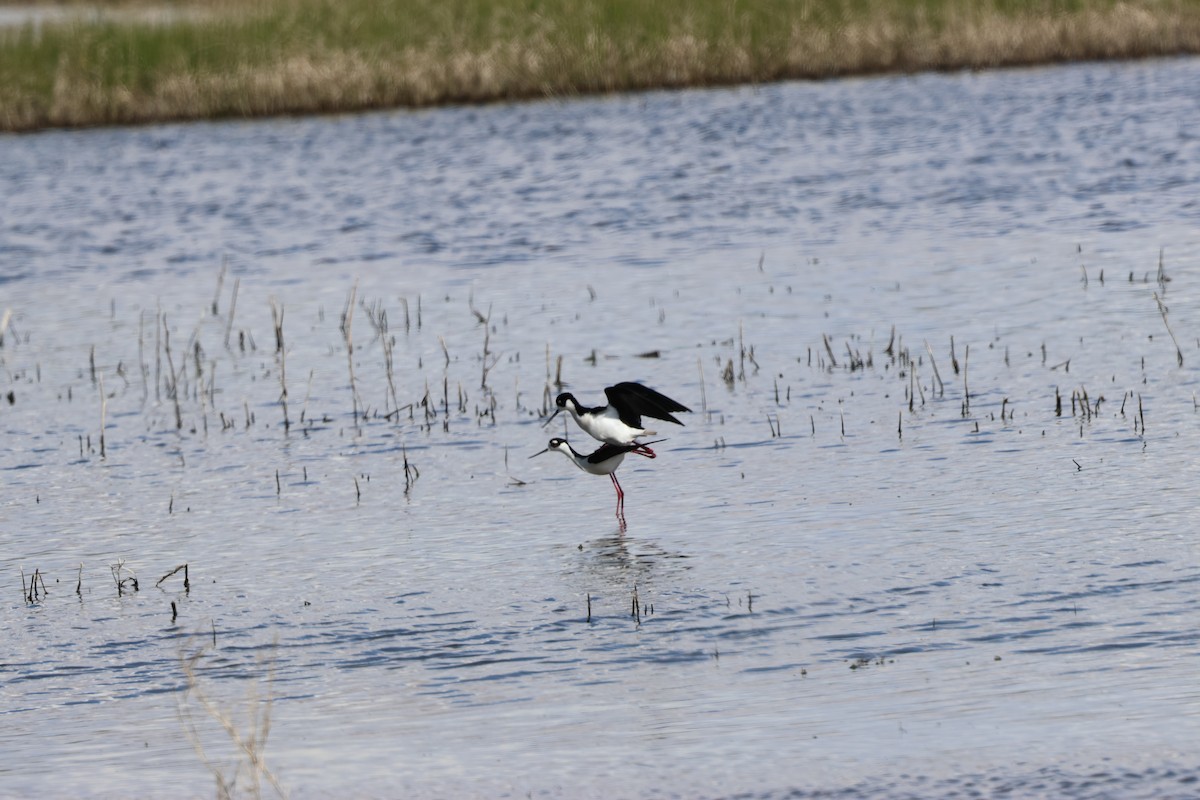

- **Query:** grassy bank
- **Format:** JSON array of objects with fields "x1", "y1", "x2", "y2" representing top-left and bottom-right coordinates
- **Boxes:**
[{"x1": 2, "y1": 0, "x2": 1199, "y2": 131}]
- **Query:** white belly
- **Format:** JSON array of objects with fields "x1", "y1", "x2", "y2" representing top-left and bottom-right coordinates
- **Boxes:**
[{"x1": 577, "y1": 408, "x2": 649, "y2": 444}]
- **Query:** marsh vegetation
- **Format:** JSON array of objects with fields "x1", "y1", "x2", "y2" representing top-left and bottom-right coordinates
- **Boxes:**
[{"x1": 3, "y1": 0, "x2": 1200, "y2": 130}]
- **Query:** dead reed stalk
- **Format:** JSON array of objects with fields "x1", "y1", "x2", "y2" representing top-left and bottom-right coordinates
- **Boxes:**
[
  {"x1": 98, "y1": 372, "x2": 107, "y2": 459},
  {"x1": 162, "y1": 317, "x2": 184, "y2": 429},
  {"x1": 269, "y1": 298, "x2": 290, "y2": 432},
  {"x1": 341, "y1": 280, "x2": 361, "y2": 428},
  {"x1": 1153, "y1": 291, "x2": 1183, "y2": 367}
]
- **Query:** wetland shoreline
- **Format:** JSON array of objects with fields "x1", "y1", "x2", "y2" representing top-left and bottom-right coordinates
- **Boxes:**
[{"x1": 2, "y1": 0, "x2": 1200, "y2": 132}]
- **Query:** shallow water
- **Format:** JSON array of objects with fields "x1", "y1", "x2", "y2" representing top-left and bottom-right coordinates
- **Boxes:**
[{"x1": 3, "y1": 57, "x2": 1200, "y2": 798}]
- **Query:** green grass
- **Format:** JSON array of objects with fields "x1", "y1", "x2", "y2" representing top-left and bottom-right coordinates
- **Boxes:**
[{"x1": 2, "y1": 0, "x2": 1200, "y2": 131}]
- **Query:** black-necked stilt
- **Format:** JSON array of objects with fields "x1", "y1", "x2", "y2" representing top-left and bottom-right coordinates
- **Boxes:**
[
  {"x1": 543, "y1": 382, "x2": 690, "y2": 455},
  {"x1": 530, "y1": 437, "x2": 664, "y2": 521}
]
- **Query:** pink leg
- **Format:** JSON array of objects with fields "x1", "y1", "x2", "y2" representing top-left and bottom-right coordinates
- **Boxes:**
[
  {"x1": 633, "y1": 444, "x2": 657, "y2": 458},
  {"x1": 610, "y1": 473, "x2": 625, "y2": 517}
]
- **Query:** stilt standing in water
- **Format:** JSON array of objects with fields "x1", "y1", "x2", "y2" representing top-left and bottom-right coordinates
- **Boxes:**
[{"x1": 530, "y1": 437, "x2": 664, "y2": 524}]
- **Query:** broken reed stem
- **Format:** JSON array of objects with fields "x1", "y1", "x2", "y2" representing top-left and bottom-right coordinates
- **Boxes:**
[
  {"x1": 697, "y1": 356, "x2": 707, "y2": 416},
  {"x1": 163, "y1": 316, "x2": 183, "y2": 429},
  {"x1": 381, "y1": 322, "x2": 399, "y2": 417},
  {"x1": 401, "y1": 444, "x2": 419, "y2": 493},
  {"x1": 343, "y1": 282, "x2": 361, "y2": 427},
  {"x1": 98, "y1": 372, "x2": 107, "y2": 458},
  {"x1": 138, "y1": 310, "x2": 149, "y2": 404},
  {"x1": 156, "y1": 563, "x2": 191, "y2": 589},
  {"x1": 153, "y1": 306, "x2": 162, "y2": 401},
  {"x1": 478, "y1": 302, "x2": 498, "y2": 390},
  {"x1": 738, "y1": 321, "x2": 746, "y2": 381},
  {"x1": 24, "y1": 568, "x2": 49, "y2": 602},
  {"x1": 962, "y1": 344, "x2": 970, "y2": 416},
  {"x1": 212, "y1": 258, "x2": 226, "y2": 316},
  {"x1": 1153, "y1": 291, "x2": 1184, "y2": 367},
  {"x1": 822, "y1": 333, "x2": 838, "y2": 368},
  {"x1": 224, "y1": 276, "x2": 240, "y2": 349},
  {"x1": 269, "y1": 298, "x2": 290, "y2": 432},
  {"x1": 924, "y1": 339, "x2": 945, "y2": 396},
  {"x1": 110, "y1": 559, "x2": 138, "y2": 595}
]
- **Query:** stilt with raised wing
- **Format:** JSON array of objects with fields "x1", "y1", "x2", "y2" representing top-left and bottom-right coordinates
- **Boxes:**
[{"x1": 543, "y1": 382, "x2": 689, "y2": 456}]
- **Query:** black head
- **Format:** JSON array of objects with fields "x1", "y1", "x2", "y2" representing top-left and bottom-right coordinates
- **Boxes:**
[
  {"x1": 530, "y1": 437, "x2": 572, "y2": 459},
  {"x1": 554, "y1": 393, "x2": 577, "y2": 410}
]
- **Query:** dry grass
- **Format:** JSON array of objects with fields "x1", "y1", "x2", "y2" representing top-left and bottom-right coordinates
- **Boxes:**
[
  {"x1": 2, "y1": 0, "x2": 1200, "y2": 131},
  {"x1": 178, "y1": 642, "x2": 286, "y2": 800}
]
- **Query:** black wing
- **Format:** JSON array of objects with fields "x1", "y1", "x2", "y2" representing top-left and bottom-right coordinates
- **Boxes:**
[
  {"x1": 606, "y1": 382, "x2": 691, "y2": 426},
  {"x1": 585, "y1": 438, "x2": 667, "y2": 464},
  {"x1": 585, "y1": 442, "x2": 639, "y2": 464}
]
